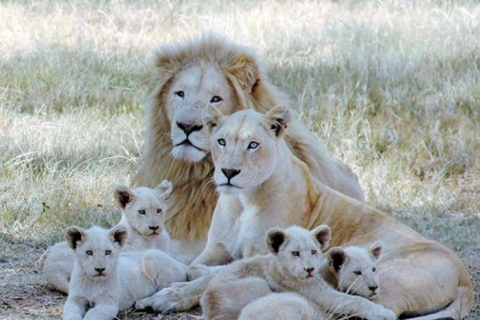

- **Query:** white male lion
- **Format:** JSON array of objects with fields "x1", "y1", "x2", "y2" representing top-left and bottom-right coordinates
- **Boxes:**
[
  {"x1": 41, "y1": 181, "x2": 173, "y2": 293},
  {"x1": 132, "y1": 35, "x2": 364, "y2": 261},
  {"x1": 63, "y1": 225, "x2": 186, "y2": 320},
  {"x1": 139, "y1": 107, "x2": 473, "y2": 320},
  {"x1": 199, "y1": 225, "x2": 395, "y2": 320}
]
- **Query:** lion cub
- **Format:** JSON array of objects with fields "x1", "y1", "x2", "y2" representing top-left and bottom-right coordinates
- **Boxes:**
[
  {"x1": 63, "y1": 225, "x2": 186, "y2": 320},
  {"x1": 41, "y1": 180, "x2": 173, "y2": 294},
  {"x1": 323, "y1": 242, "x2": 382, "y2": 299},
  {"x1": 200, "y1": 225, "x2": 395, "y2": 320}
]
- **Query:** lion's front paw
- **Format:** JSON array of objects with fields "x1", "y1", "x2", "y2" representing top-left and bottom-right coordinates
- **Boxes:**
[
  {"x1": 187, "y1": 264, "x2": 211, "y2": 281},
  {"x1": 135, "y1": 281, "x2": 197, "y2": 312},
  {"x1": 366, "y1": 305, "x2": 397, "y2": 320}
]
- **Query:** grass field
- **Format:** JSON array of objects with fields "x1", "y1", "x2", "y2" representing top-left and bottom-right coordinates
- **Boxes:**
[{"x1": 0, "y1": 0, "x2": 479, "y2": 319}]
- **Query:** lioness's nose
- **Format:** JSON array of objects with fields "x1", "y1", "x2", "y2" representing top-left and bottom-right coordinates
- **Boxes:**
[
  {"x1": 95, "y1": 268, "x2": 105, "y2": 274},
  {"x1": 149, "y1": 226, "x2": 159, "y2": 231},
  {"x1": 221, "y1": 168, "x2": 241, "y2": 179},
  {"x1": 369, "y1": 285, "x2": 378, "y2": 292},
  {"x1": 177, "y1": 122, "x2": 203, "y2": 135}
]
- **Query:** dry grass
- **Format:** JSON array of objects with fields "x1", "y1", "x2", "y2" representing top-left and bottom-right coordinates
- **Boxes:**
[{"x1": 0, "y1": 0, "x2": 479, "y2": 319}]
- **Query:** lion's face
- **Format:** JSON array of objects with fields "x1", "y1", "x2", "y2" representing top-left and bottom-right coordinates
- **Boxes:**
[
  {"x1": 205, "y1": 107, "x2": 291, "y2": 195},
  {"x1": 66, "y1": 226, "x2": 127, "y2": 280},
  {"x1": 166, "y1": 65, "x2": 237, "y2": 163}
]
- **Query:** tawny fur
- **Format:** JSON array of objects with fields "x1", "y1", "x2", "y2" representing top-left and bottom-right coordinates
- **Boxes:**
[
  {"x1": 140, "y1": 107, "x2": 473, "y2": 319},
  {"x1": 41, "y1": 181, "x2": 173, "y2": 294},
  {"x1": 63, "y1": 226, "x2": 187, "y2": 320},
  {"x1": 132, "y1": 35, "x2": 364, "y2": 252}
]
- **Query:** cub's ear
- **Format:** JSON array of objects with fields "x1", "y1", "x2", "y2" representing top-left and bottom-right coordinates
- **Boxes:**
[
  {"x1": 265, "y1": 106, "x2": 292, "y2": 138},
  {"x1": 65, "y1": 226, "x2": 86, "y2": 250},
  {"x1": 327, "y1": 247, "x2": 348, "y2": 273},
  {"x1": 311, "y1": 224, "x2": 331, "y2": 251},
  {"x1": 202, "y1": 104, "x2": 225, "y2": 133},
  {"x1": 155, "y1": 180, "x2": 173, "y2": 200},
  {"x1": 223, "y1": 52, "x2": 260, "y2": 93},
  {"x1": 369, "y1": 241, "x2": 383, "y2": 260},
  {"x1": 109, "y1": 225, "x2": 128, "y2": 247},
  {"x1": 114, "y1": 185, "x2": 135, "y2": 210},
  {"x1": 266, "y1": 228, "x2": 288, "y2": 254}
]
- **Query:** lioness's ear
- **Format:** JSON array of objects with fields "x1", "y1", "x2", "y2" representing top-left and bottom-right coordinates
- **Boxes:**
[
  {"x1": 369, "y1": 241, "x2": 383, "y2": 260},
  {"x1": 65, "y1": 226, "x2": 86, "y2": 250},
  {"x1": 202, "y1": 104, "x2": 225, "y2": 133},
  {"x1": 223, "y1": 52, "x2": 260, "y2": 93},
  {"x1": 327, "y1": 247, "x2": 348, "y2": 273},
  {"x1": 114, "y1": 185, "x2": 135, "y2": 210},
  {"x1": 311, "y1": 224, "x2": 331, "y2": 251},
  {"x1": 155, "y1": 180, "x2": 173, "y2": 200},
  {"x1": 265, "y1": 106, "x2": 292, "y2": 138},
  {"x1": 109, "y1": 225, "x2": 128, "y2": 247},
  {"x1": 266, "y1": 228, "x2": 288, "y2": 254}
]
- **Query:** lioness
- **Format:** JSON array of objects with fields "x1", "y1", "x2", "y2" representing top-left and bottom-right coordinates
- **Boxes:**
[
  {"x1": 132, "y1": 36, "x2": 364, "y2": 261},
  {"x1": 63, "y1": 225, "x2": 186, "y2": 320},
  {"x1": 41, "y1": 181, "x2": 173, "y2": 293},
  {"x1": 200, "y1": 225, "x2": 395, "y2": 320},
  {"x1": 140, "y1": 107, "x2": 473, "y2": 319}
]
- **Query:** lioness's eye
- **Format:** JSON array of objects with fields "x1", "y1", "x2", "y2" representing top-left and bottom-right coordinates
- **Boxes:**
[
  {"x1": 86, "y1": 250, "x2": 93, "y2": 256},
  {"x1": 217, "y1": 138, "x2": 226, "y2": 147},
  {"x1": 354, "y1": 270, "x2": 362, "y2": 276},
  {"x1": 247, "y1": 141, "x2": 259, "y2": 150},
  {"x1": 311, "y1": 250, "x2": 317, "y2": 255},
  {"x1": 210, "y1": 96, "x2": 222, "y2": 103},
  {"x1": 138, "y1": 210, "x2": 146, "y2": 215},
  {"x1": 291, "y1": 251, "x2": 300, "y2": 257},
  {"x1": 175, "y1": 91, "x2": 184, "y2": 98},
  {"x1": 105, "y1": 250, "x2": 111, "y2": 256},
  {"x1": 156, "y1": 208, "x2": 162, "y2": 214},
  {"x1": 372, "y1": 267, "x2": 377, "y2": 273}
]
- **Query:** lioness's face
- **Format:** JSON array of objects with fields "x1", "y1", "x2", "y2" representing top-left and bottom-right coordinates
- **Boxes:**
[
  {"x1": 66, "y1": 226, "x2": 127, "y2": 280},
  {"x1": 166, "y1": 65, "x2": 236, "y2": 163},
  {"x1": 209, "y1": 110, "x2": 282, "y2": 195}
]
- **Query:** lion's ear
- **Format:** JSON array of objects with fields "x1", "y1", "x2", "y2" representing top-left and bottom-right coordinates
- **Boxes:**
[
  {"x1": 266, "y1": 228, "x2": 288, "y2": 255},
  {"x1": 265, "y1": 106, "x2": 292, "y2": 138},
  {"x1": 223, "y1": 52, "x2": 260, "y2": 93},
  {"x1": 311, "y1": 224, "x2": 331, "y2": 251},
  {"x1": 369, "y1": 241, "x2": 383, "y2": 260},
  {"x1": 65, "y1": 226, "x2": 86, "y2": 250},
  {"x1": 327, "y1": 247, "x2": 348, "y2": 273},
  {"x1": 202, "y1": 104, "x2": 225, "y2": 133},
  {"x1": 155, "y1": 180, "x2": 173, "y2": 200},
  {"x1": 114, "y1": 185, "x2": 135, "y2": 210},
  {"x1": 109, "y1": 225, "x2": 128, "y2": 248}
]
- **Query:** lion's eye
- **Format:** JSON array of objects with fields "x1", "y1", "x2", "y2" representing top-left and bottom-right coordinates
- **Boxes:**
[
  {"x1": 210, "y1": 96, "x2": 222, "y2": 103},
  {"x1": 105, "y1": 250, "x2": 111, "y2": 256},
  {"x1": 175, "y1": 91, "x2": 184, "y2": 98},
  {"x1": 291, "y1": 251, "x2": 300, "y2": 257},
  {"x1": 247, "y1": 141, "x2": 259, "y2": 150},
  {"x1": 217, "y1": 138, "x2": 226, "y2": 147},
  {"x1": 354, "y1": 270, "x2": 362, "y2": 276},
  {"x1": 156, "y1": 208, "x2": 162, "y2": 214},
  {"x1": 311, "y1": 250, "x2": 317, "y2": 255},
  {"x1": 138, "y1": 210, "x2": 146, "y2": 215},
  {"x1": 86, "y1": 250, "x2": 93, "y2": 256},
  {"x1": 372, "y1": 267, "x2": 377, "y2": 273}
]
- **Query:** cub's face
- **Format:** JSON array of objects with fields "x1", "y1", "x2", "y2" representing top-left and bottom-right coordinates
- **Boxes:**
[
  {"x1": 166, "y1": 65, "x2": 237, "y2": 163},
  {"x1": 66, "y1": 226, "x2": 127, "y2": 280},
  {"x1": 114, "y1": 181, "x2": 172, "y2": 238},
  {"x1": 267, "y1": 225, "x2": 331, "y2": 282},
  {"x1": 205, "y1": 107, "x2": 291, "y2": 195}
]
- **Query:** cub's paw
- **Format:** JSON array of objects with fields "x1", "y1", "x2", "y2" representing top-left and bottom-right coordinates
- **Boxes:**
[
  {"x1": 187, "y1": 264, "x2": 211, "y2": 281},
  {"x1": 135, "y1": 281, "x2": 197, "y2": 312},
  {"x1": 366, "y1": 305, "x2": 397, "y2": 320}
]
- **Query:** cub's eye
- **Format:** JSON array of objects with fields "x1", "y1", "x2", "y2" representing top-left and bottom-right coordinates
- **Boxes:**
[
  {"x1": 354, "y1": 270, "x2": 362, "y2": 276},
  {"x1": 138, "y1": 210, "x2": 146, "y2": 215},
  {"x1": 156, "y1": 208, "x2": 162, "y2": 214},
  {"x1": 217, "y1": 138, "x2": 226, "y2": 147},
  {"x1": 311, "y1": 250, "x2": 317, "y2": 255},
  {"x1": 210, "y1": 96, "x2": 222, "y2": 103},
  {"x1": 86, "y1": 250, "x2": 93, "y2": 256},
  {"x1": 291, "y1": 251, "x2": 300, "y2": 257},
  {"x1": 247, "y1": 141, "x2": 259, "y2": 150},
  {"x1": 372, "y1": 267, "x2": 377, "y2": 273},
  {"x1": 175, "y1": 91, "x2": 184, "y2": 98},
  {"x1": 105, "y1": 250, "x2": 112, "y2": 256}
]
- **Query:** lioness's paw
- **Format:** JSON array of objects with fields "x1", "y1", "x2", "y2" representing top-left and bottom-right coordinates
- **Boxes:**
[{"x1": 366, "y1": 305, "x2": 397, "y2": 320}]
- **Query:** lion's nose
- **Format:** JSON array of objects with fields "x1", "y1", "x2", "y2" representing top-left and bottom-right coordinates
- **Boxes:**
[
  {"x1": 177, "y1": 122, "x2": 203, "y2": 135},
  {"x1": 149, "y1": 226, "x2": 159, "y2": 231},
  {"x1": 369, "y1": 285, "x2": 378, "y2": 292},
  {"x1": 221, "y1": 168, "x2": 241, "y2": 179},
  {"x1": 304, "y1": 267, "x2": 315, "y2": 274},
  {"x1": 95, "y1": 268, "x2": 105, "y2": 274}
]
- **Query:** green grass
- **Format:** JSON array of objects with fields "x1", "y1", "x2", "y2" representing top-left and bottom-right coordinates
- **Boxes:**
[{"x1": 0, "y1": 0, "x2": 479, "y2": 319}]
